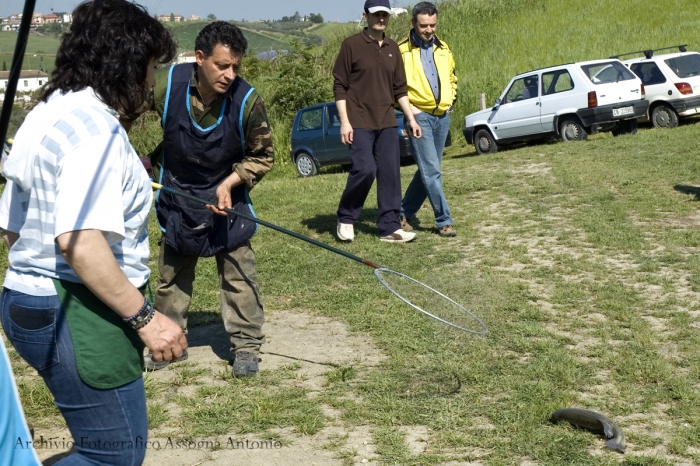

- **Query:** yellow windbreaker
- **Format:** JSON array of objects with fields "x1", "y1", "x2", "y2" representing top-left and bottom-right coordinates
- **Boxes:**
[{"x1": 398, "y1": 33, "x2": 457, "y2": 115}]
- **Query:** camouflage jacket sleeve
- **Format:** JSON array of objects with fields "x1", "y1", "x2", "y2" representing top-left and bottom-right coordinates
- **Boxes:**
[{"x1": 233, "y1": 92, "x2": 274, "y2": 190}]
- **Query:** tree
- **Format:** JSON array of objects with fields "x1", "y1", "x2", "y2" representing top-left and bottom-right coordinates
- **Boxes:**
[
  {"x1": 309, "y1": 13, "x2": 323, "y2": 23},
  {"x1": 207, "y1": 13, "x2": 216, "y2": 20},
  {"x1": 2, "y1": 61, "x2": 6, "y2": 72},
  {"x1": 292, "y1": 11, "x2": 301, "y2": 22},
  {"x1": 281, "y1": 16, "x2": 290, "y2": 22},
  {"x1": 170, "y1": 12, "x2": 175, "y2": 22}
]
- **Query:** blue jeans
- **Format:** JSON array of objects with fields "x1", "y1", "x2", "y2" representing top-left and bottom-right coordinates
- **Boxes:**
[
  {"x1": 0, "y1": 289, "x2": 148, "y2": 466},
  {"x1": 401, "y1": 111, "x2": 453, "y2": 228}
]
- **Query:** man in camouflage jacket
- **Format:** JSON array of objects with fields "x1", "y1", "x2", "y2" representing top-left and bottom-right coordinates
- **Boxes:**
[{"x1": 142, "y1": 22, "x2": 273, "y2": 377}]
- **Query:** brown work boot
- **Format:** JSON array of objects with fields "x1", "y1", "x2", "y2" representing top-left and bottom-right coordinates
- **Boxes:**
[
  {"x1": 438, "y1": 225, "x2": 457, "y2": 237},
  {"x1": 399, "y1": 216, "x2": 413, "y2": 232}
]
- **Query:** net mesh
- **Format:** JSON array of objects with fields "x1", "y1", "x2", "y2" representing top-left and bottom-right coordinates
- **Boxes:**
[{"x1": 374, "y1": 268, "x2": 488, "y2": 335}]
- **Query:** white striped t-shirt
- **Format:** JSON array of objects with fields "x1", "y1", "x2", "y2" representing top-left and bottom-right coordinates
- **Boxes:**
[{"x1": 0, "y1": 88, "x2": 153, "y2": 296}]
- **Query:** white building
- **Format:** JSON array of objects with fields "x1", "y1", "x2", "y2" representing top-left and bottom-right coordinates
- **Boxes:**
[
  {"x1": 176, "y1": 52, "x2": 196, "y2": 64},
  {"x1": 0, "y1": 70, "x2": 49, "y2": 94}
]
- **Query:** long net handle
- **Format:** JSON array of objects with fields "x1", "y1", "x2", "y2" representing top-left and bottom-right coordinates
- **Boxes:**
[{"x1": 151, "y1": 182, "x2": 381, "y2": 269}]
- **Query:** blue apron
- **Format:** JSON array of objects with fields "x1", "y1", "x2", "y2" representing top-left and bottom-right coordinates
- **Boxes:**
[{"x1": 156, "y1": 64, "x2": 257, "y2": 257}]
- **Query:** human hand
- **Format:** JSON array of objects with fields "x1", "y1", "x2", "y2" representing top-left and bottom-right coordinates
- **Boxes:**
[
  {"x1": 408, "y1": 119, "x2": 422, "y2": 139},
  {"x1": 137, "y1": 311, "x2": 187, "y2": 363},
  {"x1": 206, "y1": 174, "x2": 239, "y2": 216},
  {"x1": 340, "y1": 121, "x2": 353, "y2": 145}
]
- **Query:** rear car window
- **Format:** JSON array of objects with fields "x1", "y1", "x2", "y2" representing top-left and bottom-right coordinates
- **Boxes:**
[
  {"x1": 298, "y1": 108, "x2": 323, "y2": 131},
  {"x1": 664, "y1": 54, "x2": 700, "y2": 78},
  {"x1": 542, "y1": 70, "x2": 574, "y2": 95},
  {"x1": 326, "y1": 105, "x2": 341, "y2": 128},
  {"x1": 580, "y1": 61, "x2": 636, "y2": 84},
  {"x1": 630, "y1": 62, "x2": 667, "y2": 85}
]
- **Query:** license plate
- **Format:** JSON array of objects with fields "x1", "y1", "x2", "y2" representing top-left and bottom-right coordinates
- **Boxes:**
[{"x1": 613, "y1": 106, "x2": 634, "y2": 117}]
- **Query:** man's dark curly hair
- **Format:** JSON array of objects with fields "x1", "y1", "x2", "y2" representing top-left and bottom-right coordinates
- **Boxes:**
[
  {"x1": 39, "y1": 0, "x2": 176, "y2": 116},
  {"x1": 195, "y1": 22, "x2": 247, "y2": 58}
]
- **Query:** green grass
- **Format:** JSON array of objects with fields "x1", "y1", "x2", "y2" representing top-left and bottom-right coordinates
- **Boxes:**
[
  {"x1": 0, "y1": 32, "x2": 59, "y2": 75},
  {"x1": 165, "y1": 21, "x2": 293, "y2": 55},
  {"x1": 306, "y1": 22, "x2": 356, "y2": 40},
  {"x1": 7, "y1": 107, "x2": 700, "y2": 464},
  {"x1": 6, "y1": 0, "x2": 700, "y2": 463}
]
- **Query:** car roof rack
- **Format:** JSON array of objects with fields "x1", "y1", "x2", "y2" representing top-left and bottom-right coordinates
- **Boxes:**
[{"x1": 611, "y1": 45, "x2": 687, "y2": 60}]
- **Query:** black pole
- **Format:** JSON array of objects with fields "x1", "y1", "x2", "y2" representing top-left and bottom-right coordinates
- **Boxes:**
[
  {"x1": 0, "y1": 0, "x2": 38, "y2": 145},
  {"x1": 151, "y1": 182, "x2": 382, "y2": 269}
]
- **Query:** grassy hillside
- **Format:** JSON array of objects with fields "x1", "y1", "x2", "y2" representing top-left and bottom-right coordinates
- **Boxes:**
[
  {"x1": 307, "y1": 22, "x2": 356, "y2": 40},
  {"x1": 165, "y1": 21, "x2": 305, "y2": 55},
  {"x1": 386, "y1": 0, "x2": 700, "y2": 119},
  {"x1": 0, "y1": 32, "x2": 59, "y2": 76}
]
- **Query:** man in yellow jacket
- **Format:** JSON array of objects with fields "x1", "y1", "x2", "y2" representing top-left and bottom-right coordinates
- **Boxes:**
[{"x1": 398, "y1": 2, "x2": 458, "y2": 237}]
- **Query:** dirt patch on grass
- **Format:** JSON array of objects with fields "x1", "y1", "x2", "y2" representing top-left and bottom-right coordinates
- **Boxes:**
[{"x1": 31, "y1": 308, "x2": 395, "y2": 465}]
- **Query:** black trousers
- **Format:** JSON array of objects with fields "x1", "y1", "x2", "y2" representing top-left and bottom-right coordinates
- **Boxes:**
[{"x1": 337, "y1": 127, "x2": 401, "y2": 236}]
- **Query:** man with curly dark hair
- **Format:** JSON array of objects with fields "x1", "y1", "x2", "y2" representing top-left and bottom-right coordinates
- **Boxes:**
[
  {"x1": 145, "y1": 21, "x2": 275, "y2": 378},
  {"x1": 0, "y1": 1, "x2": 185, "y2": 463}
]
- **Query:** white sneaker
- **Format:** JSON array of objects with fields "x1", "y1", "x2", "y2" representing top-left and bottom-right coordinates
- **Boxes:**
[
  {"x1": 337, "y1": 222, "x2": 354, "y2": 242},
  {"x1": 379, "y1": 229, "x2": 417, "y2": 243}
]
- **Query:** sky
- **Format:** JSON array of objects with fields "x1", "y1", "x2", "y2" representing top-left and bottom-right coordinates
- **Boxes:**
[{"x1": 0, "y1": 0, "x2": 414, "y2": 22}]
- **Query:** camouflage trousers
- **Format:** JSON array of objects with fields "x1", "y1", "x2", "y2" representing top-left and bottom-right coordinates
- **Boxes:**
[{"x1": 154, "y1": 238, "x2": 265, "y2": 354}]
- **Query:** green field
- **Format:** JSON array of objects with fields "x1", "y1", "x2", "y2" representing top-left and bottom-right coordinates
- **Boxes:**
[
  {"x1": 306, "y1": 22, "x2": 356, "y2": 40},
  {"x1": 0, "y1": 32, "x2": 58, "y2": 76},
  {"x1": 165, "y1": 21, "x2": 298, "y2": 55}
]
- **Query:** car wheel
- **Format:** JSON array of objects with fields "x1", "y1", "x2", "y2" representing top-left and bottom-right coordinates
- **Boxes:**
[
  {"x1": 612, "y1": 118, "x2": 638, "y2": 137},
  {"x1": 295, "y1": 152, "x2": 318, "y2": 177},
  {"x1": 559, "y1": 118, "x2": 588, "y2": 141},
  {"x1": 651, "y1": 104, "x2": 679, "y2": 129},
  {"x1": 474, "y1": 129, "x2": 498, "y2": 154}
]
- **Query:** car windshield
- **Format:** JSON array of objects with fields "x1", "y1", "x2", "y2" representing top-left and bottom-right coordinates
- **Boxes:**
[
  {"x1": 580, "y1": 61, "x2": 636, "y2": 84},
  {"x1": 664, "y1": 54, "x2": 700, "y2": 78}
]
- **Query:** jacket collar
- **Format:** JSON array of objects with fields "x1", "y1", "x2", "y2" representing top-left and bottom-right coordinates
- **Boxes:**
[{"x1": 408, "y1": 29, "x2": 443, "y2": 48}]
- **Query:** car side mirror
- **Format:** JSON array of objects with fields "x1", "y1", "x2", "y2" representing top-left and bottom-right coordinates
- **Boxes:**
[{"x1": 492, "y1": 97, "x2": 501, "y2": 110}]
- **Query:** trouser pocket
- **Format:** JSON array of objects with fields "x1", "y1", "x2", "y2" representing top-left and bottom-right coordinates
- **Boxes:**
[{"x1": 6, "y1": 302, "x2": 59, "y2": 371}]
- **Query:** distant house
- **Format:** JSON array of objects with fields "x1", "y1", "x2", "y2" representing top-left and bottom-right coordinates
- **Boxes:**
[
  {"x1": 158, "y1": 14, "x2": 184, "y2": 22},
  {"x1": 176, "y1": 52, "x2": 197, "y2": 64},
  {"x1": 0, "y1": 70, "x2": 49, "y2": 94},
  {"x1": 187, "y1": 15, "x2": 201, "y2": 21},
  {"x1": 62, "y1": 14, "x2": 72, "y2": 23},
  {"x1": 3, "y1": 19, "x2": 20, "y2": 32},
  {"x1": 31, "y1": 12, "x2": 44, "y2": 27},
  {"x1": 43, "y1": 13, "x2": 59, "y2": 24}
]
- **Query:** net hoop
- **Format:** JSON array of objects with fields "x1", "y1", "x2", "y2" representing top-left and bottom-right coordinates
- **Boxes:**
[{"x1": 374, "y1": 268, "x2": 488, "y2": 335}]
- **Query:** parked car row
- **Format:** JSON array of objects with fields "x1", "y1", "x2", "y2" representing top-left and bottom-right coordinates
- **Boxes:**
[
  {"x1": 616, "y1": 45, "x2": 700, "y2": 129},
  {"x1": 289, "y1": 101, "x2": 450, "y2": 177},
  {"x1": 463, "y1": 45, "x2": 700, "y2": 154}
]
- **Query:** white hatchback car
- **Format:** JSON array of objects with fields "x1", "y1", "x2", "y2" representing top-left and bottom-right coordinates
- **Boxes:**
[
  {"x1": 463, "y1": 59, "x2": 649, "y2": 154},
  {"x1": 618, "y1": 45, "x2": 700, "y2": 129}
]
